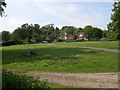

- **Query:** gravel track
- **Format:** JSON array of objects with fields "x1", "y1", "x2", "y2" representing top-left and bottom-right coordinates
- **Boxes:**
[
  {"x1": 7, "y1": 69, "x2": 119, "y2": 88},
  {"x1": 56, "y1": 45, "x2": 120, "y2": 52},
  {"x1": 26, "y1": 71, "x2": 118, "y2": 88}
]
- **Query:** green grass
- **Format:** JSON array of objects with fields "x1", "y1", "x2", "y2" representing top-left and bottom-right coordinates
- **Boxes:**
[
  {"x1": 53, "y1": 41, "x2": 119, "y2": 50},
  {"x1": 47, "y1": 83, "x2": 73, "y2": 88},
  {"x1": 2, "y1": 43, "x2": 118, "y2": 73},
  {"x1": 48, "y1": 82, "x2": 98, "y2": 89},
  {"x1": 47, "y1": 83, "x2": 98, "y2": 89}
]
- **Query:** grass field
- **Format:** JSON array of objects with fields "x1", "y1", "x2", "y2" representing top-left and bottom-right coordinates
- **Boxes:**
[
  {"x1": 53, "y1": 41, "x2": 119, "y2": 50},
  {"x1": 2, "y1": 42, "x2": 118, "y2": 73}
]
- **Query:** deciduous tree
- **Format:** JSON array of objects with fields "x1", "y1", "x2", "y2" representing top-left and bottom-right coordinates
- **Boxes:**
[
  {"x1": 107, "y1": 1, "x2": 120, "y2": 40},
  {"x1": 1, "y1": 31, "x2": 11, "y2": 42}
]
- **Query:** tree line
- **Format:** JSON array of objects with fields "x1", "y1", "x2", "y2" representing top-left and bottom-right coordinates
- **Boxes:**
[{"x1": 0, "y1": 24, "x2": 105, "y2": 43}]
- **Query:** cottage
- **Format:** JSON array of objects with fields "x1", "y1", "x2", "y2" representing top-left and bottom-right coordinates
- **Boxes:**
[
  {"x1": 63, "y1": 34, "x2": 73, "y2": 40},
  {"x1": 77, "y1": 32, "x2": 84, "y2": 40},
  {"x1": 57, "y1": 32, "x2": 73, "y2": 40},
  {"x1": 77, "y1": 32, "x2": 88, "y2": 40}
]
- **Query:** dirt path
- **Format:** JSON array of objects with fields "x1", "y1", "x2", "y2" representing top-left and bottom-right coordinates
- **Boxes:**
[
  {"x1": 7, "y1": 69, "x2": 119, "y2": 88},
  {"x1": 56, "y1": 45, "x2": 120, "y2": 52}
]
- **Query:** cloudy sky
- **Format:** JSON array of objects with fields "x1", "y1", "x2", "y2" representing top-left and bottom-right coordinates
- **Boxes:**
[{"x1": 0, "y1": 0, "x2": 114, "y2": 33}]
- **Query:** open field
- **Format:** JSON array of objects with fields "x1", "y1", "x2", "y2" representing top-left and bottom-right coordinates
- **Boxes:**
[
  {"x1": 53, "y1": 41, "x2": 119, "y2": 50},
  {"x1": 2, "y1": 41, "x2": 118, "y2": 88},
  {"x1": 2, "y1": 43, "x2": 118, "y2": 73}
]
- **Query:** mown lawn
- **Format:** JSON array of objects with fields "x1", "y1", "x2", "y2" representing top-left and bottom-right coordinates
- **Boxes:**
[
  {"x1": 2, "y1": 43, "x2": 118, "y2": 73},
  {"x1": 53, "y1": 41, "x2": 119, "y2": 50}
]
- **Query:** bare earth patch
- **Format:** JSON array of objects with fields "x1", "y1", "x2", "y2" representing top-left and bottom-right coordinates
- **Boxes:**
[
  {"x1": 7, "y1": 69, "x2": 118, "y2": 88},
  {"x1": 26, "y1": 72, "x2": 118, "y2": 88}
]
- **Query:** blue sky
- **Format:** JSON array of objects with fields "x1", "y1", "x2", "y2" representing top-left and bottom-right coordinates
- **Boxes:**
[{"x1": 0, "y1": 0, "x2": 114, "y2": 32}]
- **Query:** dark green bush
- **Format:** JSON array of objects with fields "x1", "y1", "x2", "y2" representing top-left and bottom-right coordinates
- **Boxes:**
[
  {"x1": 53, "y1": 39, "x2": 65, "y2": 42},
  {"x1": 2, "y1": 40, "x2": 23, "y2": 46},
  {"x1": 76, "y1": 39, "x2": 84, "y2": 42},
  {"x1": 65, "y1": 40, "x2": 76, "y2": 42},
  {"x1": 2, "y1": 70, "x2": 49, "y2": 89}
]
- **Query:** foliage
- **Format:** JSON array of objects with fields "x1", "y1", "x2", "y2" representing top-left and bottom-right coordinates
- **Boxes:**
[
  {"x1": 84, "y1": 25, "x2": 93, "y2": 41},
  {"x1": 74, "y1": 27, "x2": 83, "y2": 35},
  {"x1": 10, "y1": 23, "x2": 61, "y2": 43},
  {"x1": 107, "y1": 1, "x2": 120, "y2": 40},
  {"x1": 0, "y1": 23, "x2": 107, "y2": 45},
  {"x1": 0, "y1": 0, "x2": 7, "y2": 17},
  {"x1": 11, "y1": 28, "x2": 26, "y2": 42},
  {"x1": 41, "y1": 24, "x2": 59, "y2": 38},
  {"x1": 76, "y1": 39, "x2": 84, "y2": 42},
  {"x1": 11, "y1": 23, "x2": 41, "y2": 43},
  {"x1": 53, "y1": 39, "x2": 65, "y2": 42},
  {"x1": 2, "y1": 40, "x2": 22, "y2": 46},
  {"x1": 0, "y1": 31, "x2": 11, "y2": 42},
  {"x1": 24, "y1": 38, "x2": 30, "y2": 44},
  {"x1": 102, "y1": 30, "x2": 108, "y2": 39},
  {"x1": 2, "y1": 69, "x2": 49, "y2": 89},
  {"x1": 84, "y1": 25, "x2": 103, "y2": 41},
  {"x1": 61, "y1": 26, "x2": 76, "y2": 35}
]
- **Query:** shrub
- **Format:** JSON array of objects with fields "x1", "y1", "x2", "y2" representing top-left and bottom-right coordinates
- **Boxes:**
[
  {"x1": 2, "y1": 40, "x2": 23, "y2": 46},
  {"x1": 2, "y1": 70, "x2": 50, "y2": 89},
  {"x1": 65, "y1": 40, "x2": 76, "y2": 42},
  {"x1": 76, "y1": 39, "x2": 84, "y2": 42},
  {"x1": 53, "y1": 39, "x2": 65, "y2": 42}
]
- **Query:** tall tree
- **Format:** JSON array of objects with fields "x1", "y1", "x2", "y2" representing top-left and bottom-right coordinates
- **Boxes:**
[
  {"x1": 1, "y1": 31, "x2": 11, "y2": 42},
  {"x1": 61, "y1": 26, "x2": 76, "y2": 35},
  {"x1": 107, "y1": 1, "x2": 120, "y2": 40},
  {"x1": 84, "y1": 25, "x2": 94, "y2": 41},
  {"x1": 103, "y1": 30, "x2": 108, "y2": 39},
  {"x1": 11, "y1": 28, "x2": 24, "y2": 42},
  {"x1": 92, "y1": 27, "x2": 103, "y2": 40},
  {"x1": 84, "y1": 25, "x2": 103, "y2": 41},
  {"x1": 11, "y1": 23, "x2": 41, "y2": 43},
  {"x1": 74, "y1": 27, "x2": 83, "y2": 35},
  {"x1": 40, "y1": 24, "x2": 56, "y2": 37}
]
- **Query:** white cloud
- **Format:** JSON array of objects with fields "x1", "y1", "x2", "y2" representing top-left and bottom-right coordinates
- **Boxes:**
[
  {"x1": 8, "y1": 17, "x2": 27, "y2": 27},
  {"x1": 35, "y1": 3, "x2": 106, "y2": 29},
  {"x1": 0, "y1": 17, "x2": 28, "y2": 32}
]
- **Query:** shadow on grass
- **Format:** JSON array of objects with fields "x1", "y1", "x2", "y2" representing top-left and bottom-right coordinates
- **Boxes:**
[{"x1": 2, "y1": 46, "x2": 104, "y2": 65}]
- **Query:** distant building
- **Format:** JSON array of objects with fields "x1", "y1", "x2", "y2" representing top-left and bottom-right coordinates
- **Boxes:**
[
  {"x1": 77, "y1": 32, "x2": 84, "y2": 40},
  {"x1": 77, "y1": 32, "x2": 88, "y2": 40},
  {"x1": 57, "y1": 32, "x2": 73, "y2": 40},
  {"x1": 63, "y1": 34, "x2": 73, "y2": 40},
  {"x1": 57, "y1": 32, "x2": 88, "y2": 41}
]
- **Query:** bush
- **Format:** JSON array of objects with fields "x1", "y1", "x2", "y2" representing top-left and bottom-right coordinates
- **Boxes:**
[
  {"x1": 53, "y1": 39, "x2": 65, "y2": 42},
  {"x1": 90, "y1": 38, "x2": 99, "y2": 41},
  {"x1": 2, "y1": 40, "x2": 23, "y2": 46},
  {"x1": 76, "y1": 39, "x2": 84, "y2": 42},
  {"x1": 2, "y1": 70, "x2": 50, "y2": 89},
  {"x1": 65, "y1": 40, "x2": 76, "y2": 42}
]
